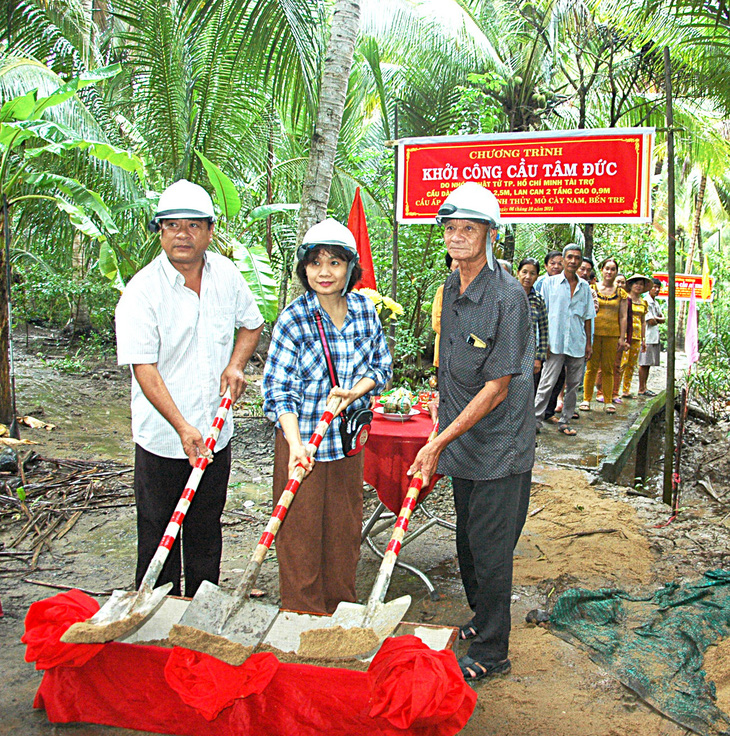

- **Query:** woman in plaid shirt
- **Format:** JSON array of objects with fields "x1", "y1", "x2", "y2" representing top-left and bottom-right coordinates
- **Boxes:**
[
  {"x1": 516, "y1": 257, "x2": 549, "y2": 393},
  {"x1": 262, "y1": 220, "x2": 392, "y2": 614}
]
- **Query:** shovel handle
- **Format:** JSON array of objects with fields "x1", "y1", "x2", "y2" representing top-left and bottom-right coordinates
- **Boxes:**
[
  {"x1": 236, "y1": 396, "x2": 342, "y2": 598},
  {"x1": 139, "y1": 389, "x2": 233, "y2": 590},
  {"x1": 367, "y1": 419, "x2": 439, "y2": 609}
]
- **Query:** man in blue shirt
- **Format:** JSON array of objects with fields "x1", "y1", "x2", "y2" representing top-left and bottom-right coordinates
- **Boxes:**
[
  {"x1": 534, "y1": 250, "x2": 563, "y2": 294},
  {"x1": 534, "y1": 244, "x2": 595, "y2": 435}
]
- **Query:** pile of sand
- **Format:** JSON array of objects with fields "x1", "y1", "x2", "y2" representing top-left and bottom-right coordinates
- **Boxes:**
[{"x1": 514, "y1": 468, "x2": 655, "y2": 588}]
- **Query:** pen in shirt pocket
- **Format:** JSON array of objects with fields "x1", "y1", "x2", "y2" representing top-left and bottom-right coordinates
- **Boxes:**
[{"x1": 466, "y1": 333, "x2": 487, "y2": 349}]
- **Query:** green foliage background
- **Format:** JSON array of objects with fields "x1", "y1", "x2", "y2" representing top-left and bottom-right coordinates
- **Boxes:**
[{"x1": 3, "y1": 0, "x2": 730, "y2": 412}]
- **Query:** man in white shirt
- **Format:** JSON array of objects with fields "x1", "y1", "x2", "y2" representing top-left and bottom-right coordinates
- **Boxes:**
[
  {"x1": 534, "y1": 244, "x2": 595, "y2": 436},
  {"x1": 116, "y1": 180, "x2": 264, "y2": 597}
]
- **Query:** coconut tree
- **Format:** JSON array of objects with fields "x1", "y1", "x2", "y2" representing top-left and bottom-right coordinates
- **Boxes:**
[{"x1": 286, "y1": 0, "x2": 361, "y2": 306}]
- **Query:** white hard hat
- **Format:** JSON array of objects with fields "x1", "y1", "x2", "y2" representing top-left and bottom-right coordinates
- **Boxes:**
[
  {"x1": 435, "y1": 182, "x2": 501, "y2": 227},
  {"x1": 297, "y1": 219, "x2": 359, "y2": 296},
  {"x1": 436, "y1": 183, "x2": 501, "y2": 269},
  {"x1": 297, "y1": 218, "x2": 358, "y2": 262},
  {"x1": 149, "y1": 179, "x2": 216, "y2": 232}
]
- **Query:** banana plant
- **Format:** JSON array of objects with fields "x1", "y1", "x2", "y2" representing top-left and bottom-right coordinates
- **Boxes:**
[
  {"x1": 197, "y1": 151, "x2": 293, "y2": 322},
  {"x1": 0, "y1": 65, "x2": 145, "y2": 421},
  {"x1": 0, "y1": 65, "x2": 145, "y2": 247}
]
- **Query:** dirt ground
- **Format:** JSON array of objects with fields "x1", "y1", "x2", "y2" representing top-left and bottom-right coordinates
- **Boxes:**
[{"x1": 2, "y1": 326, "x2": 730, "y2": 736}]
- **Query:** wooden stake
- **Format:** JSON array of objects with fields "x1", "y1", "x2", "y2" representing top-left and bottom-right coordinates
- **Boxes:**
[{"x1": 663, "y1": 46, "x2": 677, "y2": 507}]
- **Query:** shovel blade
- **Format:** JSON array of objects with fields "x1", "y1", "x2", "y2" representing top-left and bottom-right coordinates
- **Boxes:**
[
  {"x1": 175, "y1": 580, "x2": 279, "y2": 648},
  {"x1": 61, "y1": 583, "x2": 173, "y2": 644},
  {"x1": 331, "y1": 595, "x2": 412, "y2": 640},
  {"x1": 296, "y1": 595, "x2": 411, "y2": 660}
]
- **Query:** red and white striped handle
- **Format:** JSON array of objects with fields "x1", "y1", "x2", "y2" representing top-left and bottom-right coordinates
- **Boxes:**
[
  {"x1": 231, "y1": 397, "x2": 341, "y2": 602},
  {"x1": 368, "y1": 419, "x2": 439, "y2": 607},
  {"x1": 139, "y1": 389, "x2": 233, "y2": 590},
  {"x1": 253, "y1": 396, "x2": 340, "y2": 558}
]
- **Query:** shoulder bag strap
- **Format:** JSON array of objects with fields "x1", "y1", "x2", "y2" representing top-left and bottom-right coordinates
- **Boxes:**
[
  {"x1": 314, "y1": 310, "x2": 347, "y2": 428},
  {"x1": 314, "y1": 309, "x2": 340, "y2": 388}
]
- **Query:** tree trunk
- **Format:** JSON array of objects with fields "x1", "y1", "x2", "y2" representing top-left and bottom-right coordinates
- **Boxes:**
[
  {"x1": 583, "y1": 223, "x2": 594, "y2": 260},
  {"x1": 678, "y1": 173, "x2": 706, "y2": 336},
  {"x1": 265, "y1": 103, "x2": 275, "y2": 257},
  {"x1": 63, "y1": 232, "x2": 92, "y2": 336},
  {"x1": 0, "y1": 215, "x2": 12, "y2": 424},
  {"x1": 290, "y1": 0, "x2": 361, "y2": 301},
  {"x1": 685, "y1": 173, "x2": 706, "y2": 275},
  {"x1": 502, "y1": 226, "x2": 515, "y2": 262}
]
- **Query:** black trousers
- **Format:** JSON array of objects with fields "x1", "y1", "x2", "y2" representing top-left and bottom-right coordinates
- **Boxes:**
[
  {"x1": 544, "y1": 366, "x2": 566, "y2": 420},
  {"x1": 134, "y1": 443, "x2": 231, "y2": 597},
  {"x1": 452, "y1": 471, "x2": 532, "y2": 662}
]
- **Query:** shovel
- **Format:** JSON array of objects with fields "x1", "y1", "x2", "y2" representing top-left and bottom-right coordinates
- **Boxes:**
[
  {"x1": 62, "y1": 390, "x2": 233, "y2": 644},
  {"x1": 168, "y1": 396, "x2": 342, "y2": 662},
  {"x1": 297, "y1": 413, "x2": 440, "y2": 661}
]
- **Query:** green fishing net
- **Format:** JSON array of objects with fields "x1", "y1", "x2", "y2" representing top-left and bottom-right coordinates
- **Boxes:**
[{"x1": 549, "y1": 570, "x2": 730, "y2": 735}]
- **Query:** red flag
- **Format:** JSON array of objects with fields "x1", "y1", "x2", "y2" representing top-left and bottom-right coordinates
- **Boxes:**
[{"x1": 348, "y1": 187, "x2": 377, "y2": 290}]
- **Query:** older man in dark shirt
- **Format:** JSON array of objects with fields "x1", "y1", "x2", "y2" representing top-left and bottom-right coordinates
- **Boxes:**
[{"x1": 411, "y1": 182, "x2": 535, "y2": 682}]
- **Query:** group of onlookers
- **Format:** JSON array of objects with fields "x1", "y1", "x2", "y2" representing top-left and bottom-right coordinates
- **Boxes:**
[{"x1": 506, "y1": 246, "x2": 665, "y2": 436}]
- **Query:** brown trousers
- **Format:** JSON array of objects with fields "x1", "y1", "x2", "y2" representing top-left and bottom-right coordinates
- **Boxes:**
[{"x1": 272, "y1": 430, "x2": 364, "y2": 614}]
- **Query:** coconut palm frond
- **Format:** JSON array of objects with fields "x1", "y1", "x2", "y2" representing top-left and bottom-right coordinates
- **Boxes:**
[{"x1": 114, "y1": 0, "x2": 191, "y2": 181}]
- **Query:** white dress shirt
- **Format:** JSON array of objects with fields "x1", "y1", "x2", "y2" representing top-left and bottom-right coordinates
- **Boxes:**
[
  {"x1": 645, "y1": 293, "x2": 663, "y2": 345},
  {"x1": 116, "y1": 252, "x2": 264, "y2": 459}
]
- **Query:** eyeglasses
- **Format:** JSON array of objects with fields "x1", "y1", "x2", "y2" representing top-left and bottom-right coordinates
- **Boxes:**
[{"x1": 159, "y1": 220, "x2": 207, "y2": 233}]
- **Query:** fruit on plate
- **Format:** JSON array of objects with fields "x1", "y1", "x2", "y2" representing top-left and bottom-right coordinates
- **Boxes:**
[{"x1": 380, "y1": 387, "x2": 414, "y2": 414}]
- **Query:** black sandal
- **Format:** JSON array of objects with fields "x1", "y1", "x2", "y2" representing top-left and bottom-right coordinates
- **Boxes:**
[
  {"x1": 458, "y1": 655, "x2": 511, "y2": 681},
  {"x1": 458, "y1": 621, "x2": 478, "y2": 640}
]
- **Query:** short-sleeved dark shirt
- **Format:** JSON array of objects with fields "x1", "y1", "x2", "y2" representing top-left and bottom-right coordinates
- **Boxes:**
[{"x1": 437, "y1": 262, "x2": 536, "y2": 481}]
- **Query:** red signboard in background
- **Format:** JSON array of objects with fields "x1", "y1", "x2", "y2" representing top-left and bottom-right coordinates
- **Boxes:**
[
  {"x1": 396, "y1": 128, "x2": 654, "y2": 224},
  {"x1": 652, "y1": 273, "x2": 714, "y2": 302}
]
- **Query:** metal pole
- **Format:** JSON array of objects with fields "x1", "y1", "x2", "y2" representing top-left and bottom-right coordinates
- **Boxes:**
[
  {"x1": 663, "y1": 47, "x2": 676, "y2": 506},
  {"x1": 389, "y1": 101, "x2": 399, "y2": 353}
]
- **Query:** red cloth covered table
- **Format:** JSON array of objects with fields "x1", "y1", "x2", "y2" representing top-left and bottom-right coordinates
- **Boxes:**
[
  {"x1": 33, "y1": 638, "x2": 476, "y2": 736},
  {"x1": 364, "y1": 406, "x2": 440, "y2": 513}
]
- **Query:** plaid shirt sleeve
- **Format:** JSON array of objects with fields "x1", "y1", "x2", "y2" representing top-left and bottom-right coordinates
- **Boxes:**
[
  {"x1": 262, "y1": 302, "x2": 307, "y2": 421},
  {"x1": 529, "y1": 290, "x2": 549, "y2": 362},
  {"x1": 353, "y1": 295, "x2": 392, "y2": 393}
]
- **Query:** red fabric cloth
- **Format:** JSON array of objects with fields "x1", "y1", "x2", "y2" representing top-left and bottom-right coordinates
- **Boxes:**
[
  {"x1": 33, "y1": 639, "x2": 474, "y2": 736},
  {"x1": 22, "y1": 589, "x2": 104, "y2": 670},
  {"x1": 368, "y1": 636, "x2": 477, "y2": 732},
  {"x1": 164, "y1": 647, "x2": 279, "y2": 720},
  {"x1": 364, "y1": 406, "x2": 440, "y2": 513},
  {"x1": 348, "y1": 187, "x2": 377, "y2": 290}
]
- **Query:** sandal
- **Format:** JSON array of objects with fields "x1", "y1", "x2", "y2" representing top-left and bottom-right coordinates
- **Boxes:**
[
  {"x1": 572, "y1": 412, "x2": 579, "y2": 420},
  {"x1": 459, "y1": 655, "x2": 511, "y2": 681},
  {"x1": 579, "y1": 401, "x2": 591, "y2": 411},
  {"x1": 596, "y1": 395, "x2": 604, "y2": 403},
  {"x1": 639, "y1": 389, "x2": 657, "y2": 397},
  {"x1": 613, "y1": 396, "x2": 622, "y2": 405},
  {"x1": 558, "y1": 424, "x2": 577, "y2": 436},
  {"x1": 605, "y1": 404, "x2": 616, "y2": 414},
  {"x1": 546, "y1": 416, "x2": 560, "y2": 424},
  {"x1": 622, "y1": 394, "x2": 634, "y2": 399},
  {"x1": 458, "y1": 622, "x2": 478, "y2": 641}
]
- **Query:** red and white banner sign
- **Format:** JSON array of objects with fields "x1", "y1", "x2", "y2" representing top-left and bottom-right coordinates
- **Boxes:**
[
  {"x1": 396, "y1": 128, "x2": 654, "y2": 224},
  {"x1": 652, "y1": 273, "x2": 714, "y2": 302}
]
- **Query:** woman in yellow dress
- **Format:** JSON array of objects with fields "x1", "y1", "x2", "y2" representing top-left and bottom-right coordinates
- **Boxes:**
[
  {"x1": 619, "y1": 275, "x2": 652, "y2": 398},
  {"x1": 432, "y1": 252, "x2": 458, "y2": 375},
  {"x1": 580, "y1": 257, "x2": 628, "y2": 414}
]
